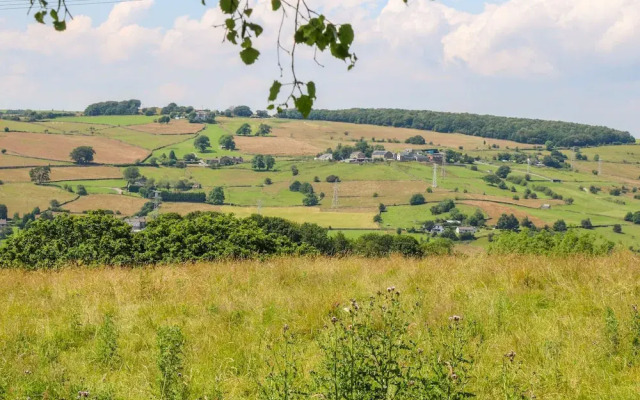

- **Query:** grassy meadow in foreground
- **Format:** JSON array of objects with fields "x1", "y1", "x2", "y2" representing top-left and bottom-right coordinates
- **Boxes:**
[{"x1": 1, "y1": 254, "x2": 640, "y2": 399}]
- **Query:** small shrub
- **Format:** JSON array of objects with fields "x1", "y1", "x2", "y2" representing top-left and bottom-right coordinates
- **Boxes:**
[
  {"x1": 261, "y1": 288, "x2": 477, "y2": 400},
  {"x1": 325, "y1": 175, "x2": 340, "y2": 183},
  {"x1": 96, "y1": 313, "x2": 119, "y2": 367},
  {"x1": 289, "y1": 181, "x2": 301, "y2": 192},
  {"x1": 605, "y1": 307, "x2": 620, "y2": 355},
  {"x1": 157, "y1": 326, "x2": 188, "y2": 400},
  {"x1": 302, "y1": 193, "x2": 319, "y2": 206},
  {"x1": 409, "y1": 193, "x2": 425, "y2": 206},
  {"x1": 553, "y1": 219, "x2": 568, "y2": 232}
]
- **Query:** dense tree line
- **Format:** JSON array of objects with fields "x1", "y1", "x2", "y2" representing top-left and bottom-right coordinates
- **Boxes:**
[
  {"x1": 160, "y1": 192, "x2": 207, "y2": 203},
  {"x1": 0, "y1": 110, "x2": 75, "y2": 122},
  {"x1": 0, "y1": 212, "x2": 453, "y2": 269},
  {"x1": 84, "y1": 100, "x2": 142, "y2": 116},
  {"x1": 489, "y1": 229, "x2": 614, "y2": 255},
  {"x1": 278, "y1": 109, "x2": 634, "y2": 146}
]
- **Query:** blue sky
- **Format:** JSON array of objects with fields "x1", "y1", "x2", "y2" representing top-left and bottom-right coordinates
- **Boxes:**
[{"x1": 0, "y1": 0, "x2": 639, "y2": 136}]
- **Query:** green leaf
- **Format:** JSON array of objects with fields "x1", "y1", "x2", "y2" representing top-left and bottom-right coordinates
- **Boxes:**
[
  {"x1": 226, "y1": 30, "x2": 238, "y2": 44},
  {"x1": 268, "y1": 81, "x2": 282, "y2": 102},
  {"x1": 225, "y1": 18, "x2": 235, "y2": 29},
  {"x1": 307, "y1": 81, "x2": 316, "y2": 99},
  {"x1": 49, "y1": 9, "x2": 58, "y2": 21},
  {"x1": 53, "y1": 20, "x2": 66, "y2": 31},
  {"x1": 330, "y1": 42, "x2": 350, "y2": 60},
  {"x1": 338, "y1": 24, "x2": 354, "y2": 46},
  {"x1": 239, "y1": 47, "x2": 260, "y2": 65},
  {"x1": 294, "y1": 95, "x2": 313, "y2": 118},
  {"x1": 34, "y1": 11, "x2": 45, "y2": 24},
  {"x1": 247, "y1": 23, "x2": 263, "y2": 37},
  {"x1": 219, "y1": 0, "x2": 239, "y2": 14},
  {"x1": 271, "y1": 0, "x2": 281, "y2": 11},
  {"x1": 244, "y1": 8, "x2": 253, "y2": 17},
  {"x1": 241, "y1": 37, "x2": 252, "y2": 49},
  {"x1": 294, "y1": 28, "x2": 305, "y2": 44}
]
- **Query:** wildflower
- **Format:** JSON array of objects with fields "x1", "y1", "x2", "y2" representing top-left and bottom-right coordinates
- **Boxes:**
[
  {"x1": 331, "y1": 316, "x2": 338, "y2": 324},
  {"x1": 632, "y1": 304, "x2": 638, "y2": 313},
  {"x1": 449, "y1": 315, "x2": 462, "y2": 322},
  {"x1": 283, "y1": 324, "x2": 289, "y2": 333},
  {"x1": 343, "y1": 307, "x2": 351, "y2": 313},
  {"x1": 504, "y1": 350, "x2": 516, "y2": 362}
]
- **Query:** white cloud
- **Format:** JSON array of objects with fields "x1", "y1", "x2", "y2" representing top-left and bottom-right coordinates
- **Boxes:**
[{"x1": 1, "y1": 0, "x2": 640, "y2": 135}]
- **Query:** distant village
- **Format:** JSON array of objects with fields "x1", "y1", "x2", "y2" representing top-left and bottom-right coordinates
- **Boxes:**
[{"x1": 315, "y1": 148, "x2": 444, "y2": 163}]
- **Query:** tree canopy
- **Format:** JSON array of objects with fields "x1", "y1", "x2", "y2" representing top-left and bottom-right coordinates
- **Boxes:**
[
  {"x1": 194, "y1": 136, "x2": 212, "y2": 152},
  {"x1": 218, "y1": 135, "x2": 236, "y2": 150},
  {"x1": 277, "y1": 108, "x2": 634, "y2": 146},
  {"x1": 69, "y1": 146, "x2": 96, "y2": 164},
  {"x1": 236, "y1": 123, "x2": 252, "y2": 136},
  {"x1": 29, "y1": 166, "x2": 51, "y2": 185},
  {"x1": 84, "y1": 99, "x2": 141, "y2": 116}
]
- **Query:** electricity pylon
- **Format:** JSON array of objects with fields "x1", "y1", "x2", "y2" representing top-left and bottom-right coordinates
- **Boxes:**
[{"x1": 432, "y1": 163, "x2": 438, "y2": 188}]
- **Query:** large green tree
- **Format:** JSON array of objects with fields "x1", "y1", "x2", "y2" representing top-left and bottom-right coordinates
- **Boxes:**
[
  {"x1": 194, "y1": 136, "x2": 211, "y2": 152},
  {"x1": 251, "y1": 155, "x2": 266, "y2": 170},
  {"x1": 257, "y1": 124, "x2": 272, "y2": 136},
  {"x1": 496, "y1": 213, "x2": 519, "y2": 231},
  {"x1": 69, "y1": 146, "x2": 96, "y2": 164},
  {"x1": 123, "y1": 166, "x2": 141, "y2": 184},
  {"x1": 207, "y1": 187, "x2": 225, "y2": 205},
  {"x1": 29, "y1": 166, "x2": 51, "y2": 185},
  {"x1": 236, "y1": 123, "x2": 252, "y2": 136},
  {"x1": 218, "y1": 135, "x2": 236, "y2": 150}
]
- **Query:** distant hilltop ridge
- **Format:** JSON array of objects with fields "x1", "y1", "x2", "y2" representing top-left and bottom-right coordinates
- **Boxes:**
[{"x1": 277, "y1": 108, "x2": 635, "y2": 147}]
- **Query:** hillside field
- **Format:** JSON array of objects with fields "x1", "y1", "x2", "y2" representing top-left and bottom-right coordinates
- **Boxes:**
[
  {"x1": 0, "y1": 114, "x2": 639, "y2": 251},
  {"x1": 1, "y1": 255, "x2": 640, "y2": 399}
]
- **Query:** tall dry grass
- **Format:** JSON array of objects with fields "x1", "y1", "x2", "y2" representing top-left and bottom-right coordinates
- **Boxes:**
[{"x1": 1, "y1": 254, "x2": 640, "y2": 399}]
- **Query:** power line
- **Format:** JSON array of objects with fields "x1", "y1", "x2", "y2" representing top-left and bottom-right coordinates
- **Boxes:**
[{"x1": 0, "y1": 0, "x2": 141, "y2": 11}]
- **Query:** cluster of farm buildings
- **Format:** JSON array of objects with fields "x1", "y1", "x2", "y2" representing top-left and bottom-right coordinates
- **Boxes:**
[{"x1": 315, "y1": 149, "x2": 444, "y2": 163}]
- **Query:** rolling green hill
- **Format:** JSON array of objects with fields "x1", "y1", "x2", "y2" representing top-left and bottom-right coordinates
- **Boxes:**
[{"x1": 0, "y1": 113, "x2": 639, "y2": 252}]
